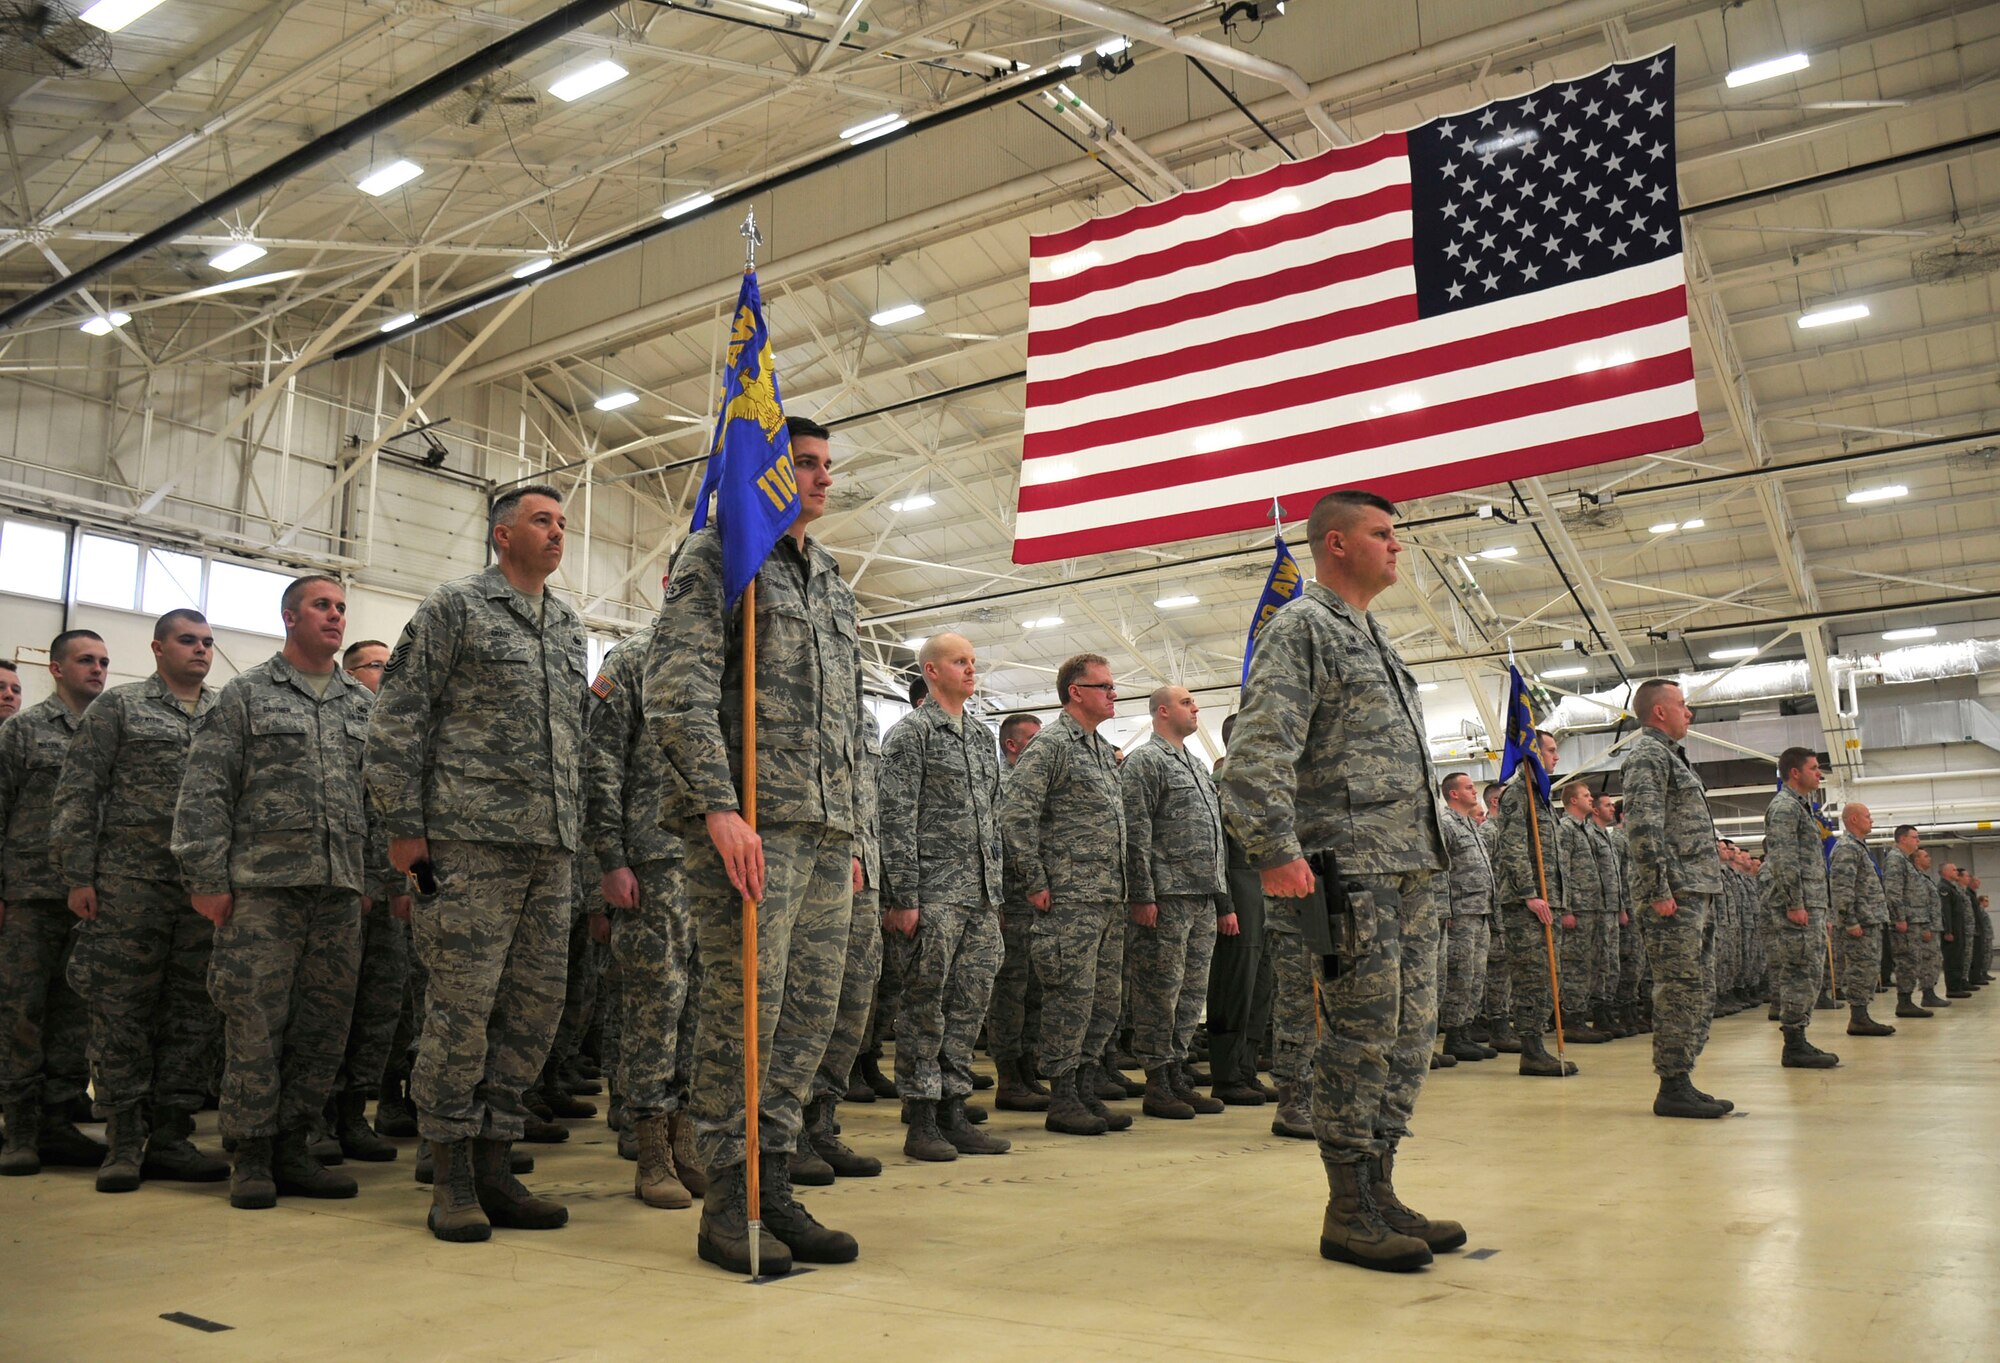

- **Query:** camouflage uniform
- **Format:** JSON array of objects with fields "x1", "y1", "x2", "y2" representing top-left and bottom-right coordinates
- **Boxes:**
[
  {"x1": 1580, "y1": 817, "x2": 1623, "y2": 1009},
  {"x1": 1828, "y1": 833, "x2": 1886, "y2": 1004},
  {"x1": 1437, "y1": 808, "x2": 1492, "y2": 1032},
  {"x1": 1619, "y1": 728, "x2": 1722, "y2": 1078},
  {"x1": 879, "y1": 702, "x2": 1005, "y2": 1100},
  {"x1": 1263, "y1": 889, "x2": 1320, "y2": 1087},
  {"x1": 546, "y1": 850, "x2": 607, "y2": 1083},
  {"x1": 1219, "y1": 581, "x2": 1446, "y2": 1165},
  {"x1": 1478, "y1": 818, "x2": 1510, "y2": 1023},
  {"x1": 647, "y1": 528, "x2": 869, "y2": 1173},
  {"x1": 366, "y1": 565, "x2": 586, "y2": 1144},
  {"x1": 1882, "y1": 849, "x2": 1929, "y2": 993},
  {"x1": 1553, "y1": 812, "x2": 1599, "y2": 1022},
  {"x1": 1608, "y1": 825, "x2": 1646, "y2": 1010},
  {"x1": 1119, "y1": 737, "x2": 1226, "y2": 1070},
  {"x1": 814, "y1": 729, "x2": 879, "y2": 1105},
  {"x1": 1209, "y1": 814, "x2": 1272, "y2": 1090},
  {"x1": 51, "y1": 674, "x2": 220, "y2": 1119},
  {"x1": 0, "y1": 696, "x2": 93, "y2": 1111},
  {"x1": 336, "y1": 818, "x2": 407, "y2": 1103},
  {"x1": 586, "y1": 627, "x2": 694, "y2": 1123},
  {"x1": 996, "y1": 711, "x2": 1128, "y2": 1080},
  {"x1": 172, "y1": 655, "x2": 370, "y2": 1141},
  {"x1": 1711, "y1": 864, "x2": 1742, "y2": 1000},
  {"x1": 1761, "y1": 789, "x2": 1829, "y2": 1029},
  {"x1": 1494, "y1": 770, "x2": 1564, "y2": 1037}
]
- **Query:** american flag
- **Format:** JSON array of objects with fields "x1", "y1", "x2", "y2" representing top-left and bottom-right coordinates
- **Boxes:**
[{"x1": 1013, "y1": 50, "x2": 1702, "y2": 564}]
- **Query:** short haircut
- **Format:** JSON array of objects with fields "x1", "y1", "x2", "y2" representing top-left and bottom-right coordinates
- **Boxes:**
[
  {"x1": 785, "y1": 414, "x2": 830, "y2": 444},
  {"x1": 1483, "y1": 781, "x2": 1504, "y2": 800},
  {"x1": 1306, "y1": 488, "x2": 1397, "y2": 549},
  {"x1": 343, "y1": 639, "x2": 387, "y2": 664},
  {"x1": 1560, "y1": 779, "x2": 1593, "y2": 805},
  {"x1": 490, "y1": 483, "x2": 561, "y2": 546},
  {"x1": 1055, "y1": 652, "x2": 1109, "y2": 706},
  {"x1": 153, "y1": 608, "x2": 207, "y2": 641},
  {"x1": 1534, "y1": 728, "x2": 1557, "y2": 747},
  {"x1": 1148, "y1": 684, "x2": 1180, "y2": 715},
  {"x1": 1894, "y1": 824, "x2": 1918, "y2": 840},
  {"x1": 1439, "y1": 771, "x2": 1471, "y2": 799},
  {"x1": 0, "y1": 660, "x2": 16, "y2": 675},
  {"x1": 281, "y1": 574, "x2": 341, "y2": 618},
  {"x1": 50, "y1": 629, "x2": 103, "y2": 662},
  {"x1": 1220, "y1": 713, "x2": 1236, "y2": 744},
  {"x1": 1778, "y1": 746, "x2": 1817, "y2": 781},
  {"x1": 906, "y1": 674, "x2": 929, "y2": 707},
  {"x1": 1632, "y1": 677, "x2": 1679, "y2": 723},
  {"x1": 999, "y1": 712, "x2": 1041, "y2": 748}
]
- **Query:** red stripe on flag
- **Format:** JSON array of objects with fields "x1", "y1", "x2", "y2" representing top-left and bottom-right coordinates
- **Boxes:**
[
  {"x1": 1030, "y1": 134, "x2": 1408, "y2": 260},
  {"x1": 1029, "y1": 182, "x2": 1412, "y2": 309},
  {"x1": 1018, "y1": 349, "x2": 1694, "y2": 513},
  {"x1": 1028, "y1": 238, "x2": 1414, "y2": 360},
  {"x1": 1010, "y1": 414, "x2": 1706, "y2": 563},
  {"x1": 1025, "y1": 287, "x2": 1690, "y2": 461}
]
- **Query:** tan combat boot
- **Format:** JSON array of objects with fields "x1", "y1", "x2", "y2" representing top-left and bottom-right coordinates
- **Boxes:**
[{"x1": 633, "y1": 1114, "x2": 692, "y2": 1209}]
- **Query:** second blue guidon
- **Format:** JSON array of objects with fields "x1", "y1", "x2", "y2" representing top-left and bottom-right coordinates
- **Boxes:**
[
  {"x1": 690, "y1": 269, "x2": 799, "y2": 609},
  {"x1": 1497, "y1": 664, "x2": 1550, "y2": 801},
  {"x1": 1241, "y1": 534, "x2": 1305, "y2": 683}
]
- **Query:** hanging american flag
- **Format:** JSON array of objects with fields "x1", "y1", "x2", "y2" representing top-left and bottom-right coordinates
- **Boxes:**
[{"x1": 1013, "y1": 50, "x2": 1701, "y2": 564}]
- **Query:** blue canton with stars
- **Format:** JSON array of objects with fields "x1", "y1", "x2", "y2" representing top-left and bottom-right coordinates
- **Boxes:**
[{"x1": 1407, "y1": 51, "x2": 1680, "y2": 318}]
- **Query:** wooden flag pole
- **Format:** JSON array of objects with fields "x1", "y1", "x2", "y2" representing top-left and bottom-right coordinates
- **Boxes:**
[
  {"x1": 1523, "y1": 783, "x2": 1567, "y2": 1060},
  {"x1": 741, "y1": 575, "x2": 763, "y2": 1279}
]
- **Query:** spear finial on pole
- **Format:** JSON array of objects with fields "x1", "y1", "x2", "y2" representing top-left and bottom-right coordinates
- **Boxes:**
[{"x1": 741, "y1": 207, "x2": 762, "y2": 274}]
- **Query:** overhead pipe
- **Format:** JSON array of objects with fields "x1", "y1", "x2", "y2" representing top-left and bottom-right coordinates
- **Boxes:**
[{"x1": 0, "y1": 0, "x2": 630, "y2": 332}]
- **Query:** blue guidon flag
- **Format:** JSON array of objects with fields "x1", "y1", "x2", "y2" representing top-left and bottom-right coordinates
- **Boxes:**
[
  {"x1": 691, "y1": 269, "x2": 799, "y2": 608},
  {"x1": 1241, "y1": 534, "x2": 1305, "y2": 683},
  {"x1": 1497, "y1": 665, "x2": 1551, "y2": 802},
  {"x1": 1016, "y1": 49, "x2": 1700, "y2": 563}
]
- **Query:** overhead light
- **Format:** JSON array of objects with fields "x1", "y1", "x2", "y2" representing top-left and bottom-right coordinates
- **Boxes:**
[
  {"x1": 594, "y1": 391, "x2": 640, "y2": 412},
  {"x1": 77, "y1": 0, "x2": 167, "y2": 32},
  {"x1": 1648, "y1": 521, "x2": 1680, "y2": 535},
  {"x1": 177, "y1": 269, "x2": 305, "y2": 301},
  {"x1": 79, "y1": 311, "x2": 132, "y2": 336},
  {"x1": 889, "y1": 494, "x2": 936, "y2": 513},
  {"x1": 1682, "y1": 518, "x2": 1705, "y2": 530},
  {"x1": 1059, "y1": 52, "x2": 1085, "y2": 69},
  {"x1": 1022, "y1": 615, "x2": 1065, "y2": 630},
  {"x1": 356, "y1": 159, "x2": 423, "y2": 196},
  {"x1": 1417, "y1": 682, "x2": 1440, "y2": 693},
  {"x1": 548, "y1": 59, "x2": 627, "y2": 102},
  {"x1": 207, "y1": 241, "x2": 267, "y2": 273},
  {"x1": 1883, "y1": 627, "x2": 1938, "y2": 642},
  {"x1": 842, "y1": 112, "x2": 907, "y2": 143},
  {"x1": 1095, "y1": 36, "x2": 1130, "y2": 56},
  {"x1": 902, "y1": 635, "x2": 928, "y2": 651},
  {"x1": 1845, "y1": 484, "x2": 1907, "y2": 505},
  {"x1": 740, "y1": 0, "x2": 812, "y2": 13},
  {"x1": 378, "y1": 312, "x2": 416, "y2": 333},
  {"x1": 870, "y1": 303, "x2": 925, "y2": 326},
  {"x1": 1797, "y1": 302, "x2": 1869, "y2": 329},
  {"x1": 1477, "y1": 545, "x2": 1519, "y2": 560},
  {"x1": 1725, "y1": 52, "x2": 1810, "y2": 88},
  {"x1": 1238, "y1": 193, "x2": 1300, "y2": 225},
  {"x1": 1154, "y1": 594, "x2": 1200, "y2": 610},
  {"x1": 1708, "y1": 646, "x2": 1759, "y2": 661},
  {"x1": 512, "y1": 257, "x2": 554, "y2": 279},
  {"x1": 662, "y1": 193, "x2": 714, "y2": 219},
  {"x1": 1541, "y1": 666, "x2": 1587, "y2": 679}
]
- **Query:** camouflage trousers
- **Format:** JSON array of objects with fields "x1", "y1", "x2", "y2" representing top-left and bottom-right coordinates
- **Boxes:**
[
  {"x1": 685, "y1": 821, "x2": 850, "y2": 1171},
  {"x1": 1771, "y1": 914, "x2": 1829, "y2": 1028},
  {"x1": 1265, "y1": 893, "x2": 1318, "y2": 1084},
  {"x1": 335, "y1": 899, "x2": 408, "y2": 1100},
  {"x1": 66, "y1": 876, "x2": 219, "y2": 1115},
  {"x1": 864, "y1": 919, "x2": 905, "y2": 1057},
  {"x1": 1206, "y1": 868, "x2": 1269, "y2": 1088},
  {"x1": 1637, "y1": 894, "x2": 1715, "y2": 1078},
  {"x1": 1100, "y1": 916, "x2": 1131, "y2": 1064},
  {"x1": 410, "y1": 841, "x2": 571, "y2": 1144},
  {"x1": 1838, "y1": 925, "x2": 1884, "y2": 1004},
  {"x1": 1124, "y1": 895, "x2": 1217, "y2": 1070},
  {"x1": 815, "y1": 891, "x2": 883, "y2": 1102},
  {"x1": 985, "y1": 905, "x2": 1043, "y2": 1065},
  {"x1": 1501, "y1": 902, "x2": 1557, "y2": 1036},
  {"x1": 1712, "y1": 907, "x2": 1742, "y2": 995},
  {"x1": 1481, "y1": 911, "x2": 1511, "y2": 1022},
  {"x1": 384, "y1": 922, "x2": 426, "y2": 1093},
  {"x1": 0, "y1": 898, "x2": 94, "y2": 1107},
  {"x1": 1027, "y1": 898, "x2": 1124, "y2": 1078},
  {"x1": 892, "y1": 900, "x2": 1003, "y2": 1100},
  {"x1": 1557, "y1": 913, "x2": 1619, "y2": 1013},
  {"x1": 207, "y1": 887, "x2": 362, "y2": 1141},
  {"x1": 1438, "y1": 914, "x2": 1489, "y2": 1030},
  {"x1": 1617, "y1": 911, "x2": 1648, "y2": 1007},
  {"x1": 611, "y1": 857, "x2": 695, "y2": 1119},
  {"x1": 1306, "y1": 870, "x2": 1441, "y2": 1165},
  {"x1": 549, "y1": 913, "x2": 607, "y2": 1075}
]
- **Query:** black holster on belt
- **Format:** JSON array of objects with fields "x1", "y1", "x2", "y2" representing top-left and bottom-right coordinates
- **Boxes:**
[{"x1": 1303, "y1": 850, "x2": 1357, "y2": 976}]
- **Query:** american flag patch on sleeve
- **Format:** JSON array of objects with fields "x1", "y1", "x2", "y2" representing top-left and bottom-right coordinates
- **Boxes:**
[{"x1": 590, "y1": 674, "x2": 615, "y2": 700}]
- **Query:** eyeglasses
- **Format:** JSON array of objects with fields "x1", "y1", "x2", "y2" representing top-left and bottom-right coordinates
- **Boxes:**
[
  {"x1": 1072, "y1": 682, "x2": 1117, "y2": 693},
  {"x1": 349, "y1": 662, "x2": 386, "y2": 674}
]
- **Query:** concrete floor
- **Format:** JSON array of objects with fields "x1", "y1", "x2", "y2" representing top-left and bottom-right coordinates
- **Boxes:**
[{"x1": 3, "y1": 997, "x2": 1995, "y2": 1363}]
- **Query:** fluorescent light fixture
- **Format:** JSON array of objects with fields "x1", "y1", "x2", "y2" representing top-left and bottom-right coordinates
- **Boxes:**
[
  {"x1": 1725, "y1": 52, "x2": 1810, "y2": 88},
  {"x1": 1797, "y1": 302, "x2": 1869, "y2": 329},
  {"x1": 1060, "y1": 52, "x2": 1085, "y2": 69},
  {"x1": 1417, "y1": 682, "x2": 1440, "y2": 693},
  {"x1": 740, "y1": 0, "x2": 811, "y2": 13},
  {"x1": 889, "y1": 494, "x2": 936, "y2": 513},
  {"x1": 661, "y1": 193, "x2": 714, "y2": 219},
  {"x1": 1239, "y1": 192, "x2": 1300, "y2": 225},
  {"x1": 1022, "y1": 615, "x2": 1065, "y2": 630},
  {"x1": 1477, "y1": 545, "x2": 1519, "y2": 560},
  {"x1": 842, "y1": 113, "x2": 908, "y2": 144},
  {"x1": 870, "y1": 303, "x2": 925, "y2": 326},
  {"x1": 78, "y1": 0, "x2": 167, "y2": 32},
  {"x1": 1682, "y1": 518, "x2": 1705, "y2": 530},
  {"x1": 378, "y1": 312, "x2": 416, "y2": 333},
  {"x1": 1153, "y1": 594, "x2": 1200, "y2": 610},
  {"x1": 177, "y1": 269, "x2": 305, "y2": 301},
  {"x1": 548, "y1": 60, "x2": 626, "y2": 102},
  {"x1": 902, "y1": 636, "x2": 928, "y2": 650},
  {"x1": 1648, "y1": 521, "x2": 1680, "y2": 535},
  {"x1": 1845, "y1": 484, "x2": 1907, "y2": 505},
  {"x1": 1540, "y1": 666, "x2": 1587, "y2": 679},
  {"x1": 1883, "y1": 626, "x2": 1938, "y2": 642},
  {"x1": 79, "y1": 311, "x2": 131, "y2": 336},
  {"x1": 512, "y1": 257, "x2": 554, "y2": 279},
  {"x1": 208, "y1": 241, "x2": 267, "y2": 273},
  {"x1": 1095, "y1": 36, "x2": 1130, "y2": 56},
  {"x1": 356, "y1": 158, "x2": 423, "y2": 196},
  {"x1": 594, "y1": 391, "x2": 640, "y2": 412},
  {"x1": 1708, "y1": 646, "x2": 1759, "y2": 661}
]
